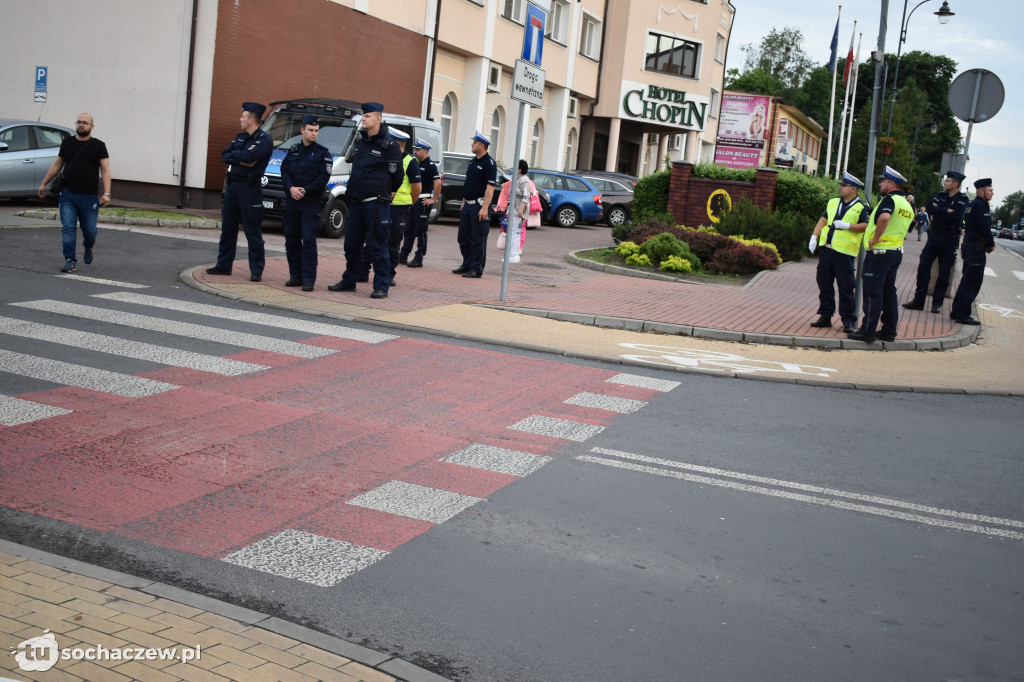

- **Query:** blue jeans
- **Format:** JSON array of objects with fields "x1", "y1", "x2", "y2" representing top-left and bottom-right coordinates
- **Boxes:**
[{"x1": 59, "y1": 189, "x2": 99, "y2": 262}]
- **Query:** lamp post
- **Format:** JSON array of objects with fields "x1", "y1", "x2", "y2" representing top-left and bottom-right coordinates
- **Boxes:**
[{"x1": 881, "y1": 0, "x2": 954, "y2": 164}]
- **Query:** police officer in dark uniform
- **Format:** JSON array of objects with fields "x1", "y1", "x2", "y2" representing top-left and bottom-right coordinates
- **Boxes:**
[
  {"x1": 327, "y1": 103, "x2": 404, "y2": 299},
  {"x1": 281, "y1": 114, "x2": 332, "y2": 292},
  {"x1": 901, "y1": 170, "x2": 969, "y2": 313},
  {"x1": 401, "y1": 138, "x2": 441, "y2": 268},
  {"x1": 949, "y1": 178, "x2": 996, "y2": 326},
  {"x1": 207, "y1": 102, "x2": 273, "y2": 282},
  {"x1": 452, "y1": 131, "x2": 497, "y2": 278}
]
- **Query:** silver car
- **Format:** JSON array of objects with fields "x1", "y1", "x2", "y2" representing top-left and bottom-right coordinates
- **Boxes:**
[{"x1": 0, "y1": 118, "x2": 74, "y2": 198}]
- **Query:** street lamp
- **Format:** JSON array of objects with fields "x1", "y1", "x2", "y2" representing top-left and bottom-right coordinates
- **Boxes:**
[{"x1": 883, "y1": 1, "x2": 955, "y2": 152}]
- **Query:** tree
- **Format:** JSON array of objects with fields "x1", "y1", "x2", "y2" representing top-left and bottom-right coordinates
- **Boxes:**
[
  {"x1": 725, "y1": 68, "x2": 784, "y2": 96},
  {"x1": 740, "y1": 27, "x2": 815, "y2": 90},
  {"x1": 994, "y1": 190, "x2": 1024, "y2": 226}
]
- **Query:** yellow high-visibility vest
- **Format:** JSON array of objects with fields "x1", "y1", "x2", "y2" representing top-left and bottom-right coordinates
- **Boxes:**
[
  {"x1": 865, "y1": 193, "x2": 913, "y2": 250},
  {"x1": 393, "y1": 155, "x2": 414, "y2": 206},
  {"x1": 822, "y1": 197, "x2": 867, "y2": 257}
]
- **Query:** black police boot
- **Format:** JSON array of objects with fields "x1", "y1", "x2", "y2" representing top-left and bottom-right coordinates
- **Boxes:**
[
  {"x1": 901, "y1": 301, "x2": 925, "y2": 310},
  {"x1": 398, "y1": 254, "x2": 409, "y2": 265},
  {"x1": 846, "y1": 329, "x2": 877, "y2": 343},
  {"x1": 809, "y1": 315, "x2": 831, "y2": 328},
  {"x1": 407, "y1": 258, "x2": 423, "y2": 268},
  {"x1": 930, "y1": 304, "x2": 942, "y2": 314},
  {"x1": 328, "y1": 281, "x2": 356, "y2": 292}
]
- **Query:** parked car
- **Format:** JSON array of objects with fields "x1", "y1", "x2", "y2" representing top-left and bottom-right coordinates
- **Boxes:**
[
  {"x1": 527, "y1": 170, "x2": 603, "y2": 228},
  {"x1": 0, "y1": 118, "x2": 74, "y2": 199},
  {"x1": 441, "y1": 152, "x2": 550, "y2": 228},
  {"x1": 573, "y1": 169, "x2": 639, "y2": 189},
  {"x1": 570, "y1": 171, "x2": 634, "y2": 226},
  {"x1": 1014, "y1": 228, "x2": 1024, "y2": 241},
  {"x1": 998, "y1": 227, "x2": 1014, "y2": 239}
]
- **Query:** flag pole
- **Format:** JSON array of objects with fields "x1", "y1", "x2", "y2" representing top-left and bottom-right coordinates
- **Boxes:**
[
  {"x1": 842, "y1": 33, "x2": 863, "y2": 177},
  {"x1": 834, "y1": 20, "x2": 856, "y2": 179},
  {"x1": 824, "y1": 5, "x2": 841, "y2": 178}
]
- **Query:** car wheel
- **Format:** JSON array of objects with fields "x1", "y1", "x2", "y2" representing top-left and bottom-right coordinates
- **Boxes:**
[
  {"x1": 320, "y1": 196, "x2": 348, "y2": 239},
  {"x1": 606, "y1": 205, "x2": 629, "y2": 226},
  {"x1": 555, "y1": 205, "x2": 579, "y2": 228}
]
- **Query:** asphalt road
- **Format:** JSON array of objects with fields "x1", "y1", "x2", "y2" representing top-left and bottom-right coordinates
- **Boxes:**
[{"x1": 1, "y1": 224, "x2": 1022, "y2": 681}]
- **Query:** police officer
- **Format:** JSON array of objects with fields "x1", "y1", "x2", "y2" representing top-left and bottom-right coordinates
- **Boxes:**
[
  {"x1": 327, "y1": 102, "x2": 404, "y2": 299},
  {"x1": 901, "y1": 171, "x2": 969, "y2": 313},
  {"x1": 359, "y1": 128, "x2": 420, "y2": 286},
  {"x1": 452, "y1": 131, "x2": 497, "y2": 278},
  {"x1": 808, "y1": 171, "x2": 869, "y2": 333},
  {"x1": 207, "y1": 102, "x2": 273, "y2": 282},
  {"x1": 401, "y1": 138, "x2": 441, "y2": 268},
  {"x1": 281, "y1": 114, "x2": 332, "y2": 291},
  {"x1": 949, "y1": 178, "x2": 996, "y2": 325},
  {"x1": 848, "y1": 166, "x2": 914, "y2": 343}
]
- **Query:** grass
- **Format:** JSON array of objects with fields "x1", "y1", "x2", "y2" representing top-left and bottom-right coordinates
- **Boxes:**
[
  {"x1": 577, "y1": 247, "x2": 752, "y2": 286},
  {"x1": 99, "y1": 208, "x2": 211, "y2": 221}
]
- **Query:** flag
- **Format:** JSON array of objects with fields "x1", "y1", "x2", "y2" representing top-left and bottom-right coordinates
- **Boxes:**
[
  {"x1": 827, "y1": 16, "x2": 840, "y2": 73},
  {"x1": 842, "y1": 26, "x2": 855, "y2": 88}
]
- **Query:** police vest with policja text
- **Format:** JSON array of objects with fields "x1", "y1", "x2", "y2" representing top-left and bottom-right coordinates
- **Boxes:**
[{"x1": 865, "y1": 193, "x2": 914, "y2": 250}]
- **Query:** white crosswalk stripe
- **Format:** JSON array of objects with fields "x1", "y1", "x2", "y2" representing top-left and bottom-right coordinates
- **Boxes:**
[
  {"x1": 94, "y1": 292, "x2": 397, "y2": 344},
  {"x1": 1013, "y1": 271, "x2": 1024, "y2": 281},
  {"x1": 0, "y1": 394, "x2": 72, "y2": 426},
  {"x1": 0, "y1": 316, "x2": 268, "y2": 376},
  {"x1": 54, "y1": 274, "x2": 148, "y2": 288},
  {"x1": 10, "y1": 300, "x2": 336, "y2": 359},
  {"x1": 985, "y1": 267, "x2": 997, "y2": 277},
  {"x1": 0, "y1": 349, "x2": 178, "y2": 398}
]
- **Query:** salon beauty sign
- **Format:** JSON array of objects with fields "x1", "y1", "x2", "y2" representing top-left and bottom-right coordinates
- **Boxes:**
[{"x1": 619, "y1": 80, "x2": 709, "y2": 131}]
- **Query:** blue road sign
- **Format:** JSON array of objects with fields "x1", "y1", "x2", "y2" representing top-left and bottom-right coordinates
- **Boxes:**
[
  {"x1": 522, "y1": 3, "x2": 546, "y2": 67},
  {"x1": 34, "y1": 66, "x2": 47, "y2": 103}
]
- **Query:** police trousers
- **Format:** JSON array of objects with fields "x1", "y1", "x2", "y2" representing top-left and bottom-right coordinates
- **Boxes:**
[
  {"x1": 815, "y1": 247, "x2": 857, "y2": 325},
  {"x1": 950, "y1": 243, "x2": 986, "y2": 319},
  {"x1": 283, "y1": 199, "x2": 320, "y2": 283},
  {"x1": 359, "y1": 203, "x2": 409, "y2": 279},
  {"x1": 218, "y1": 182, "x2": 265, "y2": 275},
  {"x1": 400, "y1": 199, "x2": 429, "y2": 260},
  {"x1": 458, "y1": 202, "x2": 489, "y2": 272},
  {"x1": 910, "y1": 230, "x2": 959, "y2": 306},
  {"x1": 341, "y1": 200, "x2": 391, "y2": 292},
  {"x1": 860, "y1": 249, "x2": 902, "y2": 338}
]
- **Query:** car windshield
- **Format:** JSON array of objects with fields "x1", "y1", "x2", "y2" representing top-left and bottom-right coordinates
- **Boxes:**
[{"x1": 262, "y1": 112, "x2": 356, "y2": 156}]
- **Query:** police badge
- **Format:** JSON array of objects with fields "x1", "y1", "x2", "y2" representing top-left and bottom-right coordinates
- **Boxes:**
[{"x1": 388, "y1": 162, "x2": 398, "y2": 173}]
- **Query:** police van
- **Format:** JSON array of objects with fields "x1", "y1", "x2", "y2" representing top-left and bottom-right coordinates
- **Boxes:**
[{"x1": 260, "y1": 99, "x2": 444, "y2": 238}]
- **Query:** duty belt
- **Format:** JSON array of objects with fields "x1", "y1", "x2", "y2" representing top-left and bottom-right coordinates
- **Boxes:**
[
  {"x1": 871, "y1": 246, "x2": 903, "y2": 254},
  {"x1": 465, "y1": 198, "x2": 483, "y2": 205}
]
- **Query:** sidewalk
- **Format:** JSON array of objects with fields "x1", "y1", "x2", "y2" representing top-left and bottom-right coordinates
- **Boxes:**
[{"x1": 0, "y1": 540, "x2": 443, "y2": 682}]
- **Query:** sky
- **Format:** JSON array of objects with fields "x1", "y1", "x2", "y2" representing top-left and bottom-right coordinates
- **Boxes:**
[{"x1": 725, "y1": 0, "x2": 1023, "y2": 208}]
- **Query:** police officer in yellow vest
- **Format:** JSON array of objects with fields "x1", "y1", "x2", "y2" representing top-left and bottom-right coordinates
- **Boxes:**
[
  {"x1": 808, "y1": 171, "x2": 869, "y2": 333},
  {"x1": 357, "y1": 127, "x2": 420, "y2": 288},
  {"x1": 848, "y1": 166, "x2": 914, "y2": 343}
]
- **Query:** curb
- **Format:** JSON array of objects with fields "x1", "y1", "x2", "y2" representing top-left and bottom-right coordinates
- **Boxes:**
[
  {"x1": 178, "y1": 266, "x2": 1016, "y2": 395},
  {"x1": 15, "y1": 209, "x2": 220, "y2": 230},
  {"x1": 0, "y1": 538, "x2": 450, "y2": 682}
]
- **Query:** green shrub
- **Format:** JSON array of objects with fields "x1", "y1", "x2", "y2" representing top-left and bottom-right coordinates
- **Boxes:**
[
  {"x1": 660, "y1": 256, "x2": 693, "y2": 273},
  {"x1": 632, "y1": 170, "x2": 670, "y2": 219},
  {"x1": 732, "y1": 236, "x2": 782, "y2": 265},
  {"x1": 706, "y1": 244, "x2": 779, "y2": 275},
  {"x1": 611, "y1": 221, "x2": 633, "y2": 244},
  {"x1": 615, "y1": 241, "x2": 641, "y2": 258},
  {"x1": 774, "y1": 170, "x2": 840, "y2": 226},
  {"x1": 625, "y1": 252, "x2": 652, "y2": 266},
  {"x1": 691, "y1": 162, "x2": 757, "y2": 182},
  {"x1": 640, "y1": 232, "x2": 687, "y2": 264},
  {"x1": 716, "y1": 198, "x2": 806, "y2": 262}
]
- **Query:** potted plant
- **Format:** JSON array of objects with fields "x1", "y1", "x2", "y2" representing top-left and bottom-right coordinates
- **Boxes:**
[{"x1": 878, "y1": 136, "x2": 897, "y2": 155}]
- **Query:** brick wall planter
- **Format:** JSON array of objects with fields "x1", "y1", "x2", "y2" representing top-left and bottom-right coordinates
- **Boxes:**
[{"x1": 667, "y1": 161, "x2": 779, "y2": 228}]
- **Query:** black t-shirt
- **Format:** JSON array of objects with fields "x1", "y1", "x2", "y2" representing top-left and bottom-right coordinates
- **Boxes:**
[{"x1": 58, "y1": 137, "x2": 109, "y2": 195}]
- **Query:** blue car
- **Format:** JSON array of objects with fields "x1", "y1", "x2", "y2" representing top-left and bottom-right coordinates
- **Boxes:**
[{"x1": 527, "y1": 170, "x2": 603, "y2": 228}]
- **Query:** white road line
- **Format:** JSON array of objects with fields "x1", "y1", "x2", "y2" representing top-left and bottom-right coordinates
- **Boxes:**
[
  {"x1": 0, "y1": 349, "x2": 178, "y2": 398},
  {"x1": 0, "y1": 394, "x2": 71, "y2": 426},
  {"x1": 347, "y1": 481, "x2": 481, "y2": 524},
  {"x1": 221, "y1": 529, "x2": 387, "y2": 586},
  {"x1": 984, "y1": 267, "x2": 997, "y2": 277},
  {"x1": 10, "y1": 300, "x2": 335, "y2": 359},
  {"x1": 443, "y1": 443, "x2": 552, "y2": 477},
  {"x1": 0, "y1": 316, "x2": 268, "y2": 376},
  {"x1": 565, "y1": 392, "x2": 647, "y2": 414},
  {"x1": 590, "y1": 447, "x2": 1024, "y2": 530},
  {"x1": 54, "y1": 274, "x2": 148, "y2": 288},
  {"x1": 606, "y1": 373, "x2": 680, "y2": 392},
  {"x1": 94, "y1": 292, "x2": 397, "y2": 344},
  {"x1": 509, "y1": 415, "x2": 605, "y2": 442},
  {"x1": 1013, "y1": 271, "x2": 1024, "y2": 281}
]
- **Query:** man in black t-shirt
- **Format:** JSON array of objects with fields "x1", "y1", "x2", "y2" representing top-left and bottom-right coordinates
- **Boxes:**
[{"x1": 37, "y1": 113, "x2": 111, "y2": 273}]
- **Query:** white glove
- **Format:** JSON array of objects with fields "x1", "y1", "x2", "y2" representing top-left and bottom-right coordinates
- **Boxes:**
[
  {"x1": 808, "y1": 235, "x2": 817, "y2": 253},
  {"x1": 832, "y1": 220, "x2": 850, "y2": 230}
]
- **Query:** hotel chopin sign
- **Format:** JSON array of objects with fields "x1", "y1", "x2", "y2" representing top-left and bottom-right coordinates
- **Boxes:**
[{"x1": 619, "y1": 80, "x2": 709, "y2": 131}]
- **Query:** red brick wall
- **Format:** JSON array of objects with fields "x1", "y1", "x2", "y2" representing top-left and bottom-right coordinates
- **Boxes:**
[
  {"x1": 667, "y1": 161, "x2": 779, "y2": 228},
  {"x1": 205, "y1": 0, "x2": 427, "y2": 191}
]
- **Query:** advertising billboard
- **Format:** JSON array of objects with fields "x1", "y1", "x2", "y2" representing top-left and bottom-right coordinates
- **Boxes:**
[{"x1": 714, "y1": 93, "x2": 771, "y2": 169}]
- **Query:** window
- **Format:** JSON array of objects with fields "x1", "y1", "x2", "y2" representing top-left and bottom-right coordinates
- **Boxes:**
[
  {"x1": 710, "y1": 89, "x2": 720, "y2": 119},
  {"x1": 715, "y1": 34, "x2": 726, "y2": 63},
  {"x1": 645, "y1": 32, "x2": 699, "y2": 78},
  {"x1": 546, "y1": 0, "x2": 570, "y2": 44},
  {"x1": 441, "y1": 93, "x2": 457, "y2": 152},
  {"x1": 530, "y1": 119, "x2": 544, "y2": 168},
  {"x1": 564, "y1": 176, "x2": 590, "y2": 192},
  {"x1": 579, "y1": 14, "x2": 601, "y2": 60},
  {"x1": 531, "y1": 173, "x2": 561, "y2": 191},
  {"x1": 490, "y1": 107, "x2": 503, "y2": 162},
  {"x1": 35, "y1": 127, "x2": 68, "y2": 149},
  {"x1": 0, "y1": 126, "x2": 31, "y2": 152},
  {"x1": 567, "y1": 96, "x2": 578, "y2": 118},
  {"x1": 564, "y1": 128, "x2": 577, "y2": 172},
  {"x1": 500, "y1": 0, "x2": 524, "y2": 23},
  {"x1": 488, "y1": 65, "x2": 501, "y2": 92}
]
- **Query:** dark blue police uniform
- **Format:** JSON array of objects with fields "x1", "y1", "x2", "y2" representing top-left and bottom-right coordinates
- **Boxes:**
[
  {"x1": 281, "y1": 115, "x2": 333, "y2": 289},
  {"x1": 215, "y1": 102, "x2": 273, "y2": 278},
  {"x1": 401, "y1": 143, "x2": 437, "y2": 266},
  {"x1": 328, "y1": 104, "x2": 404, "y2": 296},
  {"x1": 455, "y1": 132, "x2": 497, "y2": 277},
  {"x1": 904, "y1": 175, "x2": 969, "y2": 312},
  {"x1": 950, "y1": 181, "x2": 995, "y2": 324}
]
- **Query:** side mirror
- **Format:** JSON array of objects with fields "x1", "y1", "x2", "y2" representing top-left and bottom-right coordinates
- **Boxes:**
[{"x1": 0, "y1": 142, "x2": 8, "y2": 152}]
